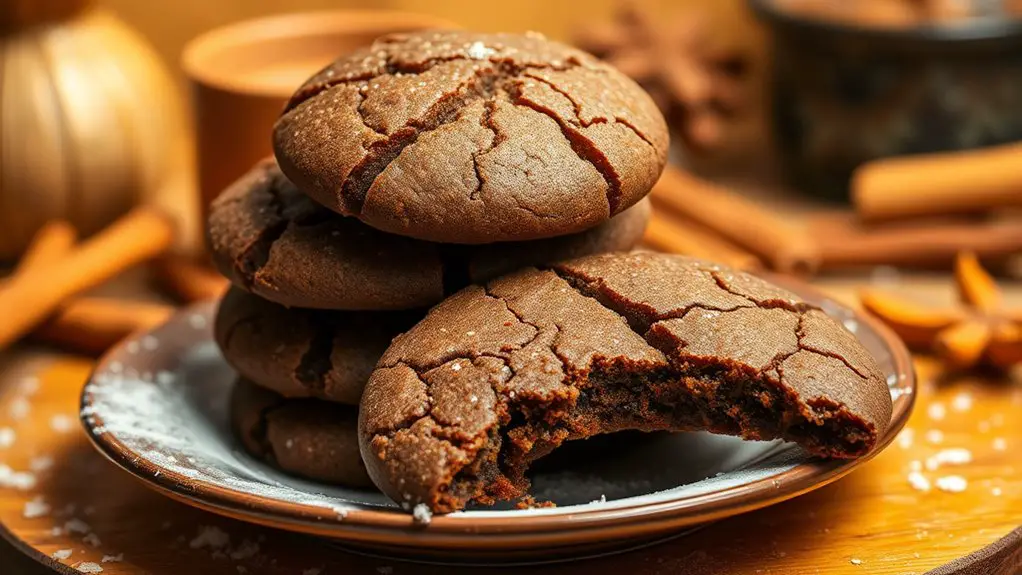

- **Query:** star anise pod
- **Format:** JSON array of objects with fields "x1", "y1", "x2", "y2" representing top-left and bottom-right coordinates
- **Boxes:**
[
  {"x1": 861, "y1": 252, "x2": 1022, "y2": 370},
  {"x1": 575, "y1": 1, "x2": 748, "y2": 152}
]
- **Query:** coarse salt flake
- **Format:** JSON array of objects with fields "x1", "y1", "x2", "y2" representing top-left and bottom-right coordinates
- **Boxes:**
[
  {"x1": 907, "y1": 472, "x2": 931, "y2": 492},
  {"x1": 190, "y1": 526, "x2": 230, "y2": 549},
  {"x1": 0, "y1": 428, "x2": 15, "y2": 448},
  {"x1": 77, "y1": 562, "x2": 103, "y2": 573},
  {"x1": 850, "y1": 558, "x2": 862, "y2": 565},
  {"x1": 9, "y1": 397, "x2": 30, "y2": 420},
  {"x1": 993, "y1": 437, "x2": 1007, "y2": 451},
  {"x1": 83, "y1": 533, "x2": 102, "y2": 547},
  {"x1": 65, "y1": 518, "x2": 90, "y2": 534},
  {"x1": 30, "y1": 456, "x2": 54, "y2": 472},
  {"x1": 897, "y1": 428, "x2": 914, "y2": 449},
  {"x1": 101, "y1": 554, "x2": 123, "y2": 563},
  {"x1": 951, "y1": 393, "x2": 972, "y2": 412},
  {"x1": 52, "y1": 549, "x2": 73, "y2": 560},
  {"x1": 992, "y1": 487, "x2": 1003, "y2": 496},
  {"x1": 23, "y1": 496, "x2": 50, "y2": 518},
  {"x1": 927, "y1": 403, "x2": 946, "y2": 420},
  {"x1": 935, "y1": 475, "x2": 968, "y2": 493},
  {"x1": 925, "y1": 430, "x2": 944, "y2": 444},
  {"x1": 412, "y1": 503, "x2": 432, "y2": 525},
  {"x1": 451, "y1": 363, "x2": 462, "y2": 372},
  {"x1": 925, "y1": 448, "x2": 972, "y2": 470},
  {"x1": 50, "y1": 414, "x2": 75, "y2": 433},
  {"x1": 466, "y1": 41, "x2": 494, "y2": 60},
  {"x1": 0, "y1": 464, "x2": 36, "y2": 490}
]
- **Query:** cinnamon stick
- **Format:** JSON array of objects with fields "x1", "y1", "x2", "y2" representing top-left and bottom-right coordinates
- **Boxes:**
[
  {"x1": 650, "y1": 166, "x2": 820, "y2": 274},
  {"x1": 643, "y1": 208, "x2": 761, "y2": 270},
  {"x1": 0, "y1": 208, "x2": 175, "y2": 349},
  {"x1": 15, "y1": 221, "x2": 77, "y2": 272},
  {"x1": 153, "y1": 255, "x2": 228, "y2": 303},
  {"x1": 812, "y1": 213, "x2": 1022, "y2": 270},
  {"x1": 853, "y1": 142, "x2": 1022, "y2": 222},
  {"x1": 32, "y1": 297, "x2": 174, "y2": 355}
]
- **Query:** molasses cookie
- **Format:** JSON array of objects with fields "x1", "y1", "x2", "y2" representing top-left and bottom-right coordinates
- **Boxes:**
[
  {"x1": 209, "y1": 160, "x2": 651, "y2": 310},
  {"x1": 358, "y1": 252, "x2": 893, "y2": 513},
  {"x1": 215, "y1": 287, "x2": 418, "y2": 405},
  {"x1": 273, "y1": 30, "x2": 668, "y2": 244},
  {"x1": 230, "y1": 379, "x2": 372, "y2": 488}
]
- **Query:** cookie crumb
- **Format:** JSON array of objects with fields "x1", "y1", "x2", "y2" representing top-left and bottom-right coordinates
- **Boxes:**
[
  {"x1": 52, "y1": 549, "x2": 73, "y2": 560},
  {"x1": 76, "y1": 562, "x2": 103, "y2": 573},
  {"x1": 83, "y1": 533, "x2": 102, "y2": 547},
  {"x1": 412, "y1": 503, "x2": 432, "y2": 525},
  {"x1": 23, "y1": 496, "x2": 50, "y2": 518},
  {"x1": 850, "y1": 558, "x2": 862, "y2": 565},
  {"x1": 935, "y1": 475, "x2": 968, "y2": 493},
  {"x1": 101, "y1": 554, "x2": 123, "y2": 563}
]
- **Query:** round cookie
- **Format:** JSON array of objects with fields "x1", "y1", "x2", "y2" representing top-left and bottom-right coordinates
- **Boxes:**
[
  {"x1": 215, "y1": 287, "x2": 418, "y2": 405},
  {"x1": 273, "y1": 30, "x2": 668, "y2": 244},
  {"x1": 208, "y1": 159, "x2": 651, "y2": 310},
  {"x1": 358, "y1": 252, "x2": 893, "y2": 513},
  {"x1": 230, "y1": 379, "x2": 372, "y2": 488}
]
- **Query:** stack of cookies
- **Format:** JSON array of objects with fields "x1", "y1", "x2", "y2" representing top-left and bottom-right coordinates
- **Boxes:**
[{"x1": 206, "y1": 30, "x2": 670, "y2": 490}]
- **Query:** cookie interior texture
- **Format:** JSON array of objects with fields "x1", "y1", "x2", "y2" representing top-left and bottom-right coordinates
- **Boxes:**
[
  {"x1": 231, "y1": 379, "x2": 373, "y2": 488},
  {"x1": 359, "y1": 252, "x2": 893, "y2": 514},
  {"x1": 215, "y1": 287, "x2": 419, "y2": 405},
  {"x1": 273, "y1": 30, "x2": 668, "y2": 244},
  {"x1": 209, "y1": 159, "x2": 651, "y2": 310}
]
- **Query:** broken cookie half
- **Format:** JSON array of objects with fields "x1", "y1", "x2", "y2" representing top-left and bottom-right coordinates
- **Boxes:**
[{"x1": 358, "y1": 252, "x2": 893, "y2": 514}]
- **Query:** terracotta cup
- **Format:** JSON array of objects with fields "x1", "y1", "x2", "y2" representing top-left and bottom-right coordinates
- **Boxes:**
[{"x1": 182, "y1": 10, "x2": 455, "y2": 225}]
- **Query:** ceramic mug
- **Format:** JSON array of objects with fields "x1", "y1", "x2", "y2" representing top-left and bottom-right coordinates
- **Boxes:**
[{"x1": 182, "y1": 10, "x2": 455, "y2": 226}]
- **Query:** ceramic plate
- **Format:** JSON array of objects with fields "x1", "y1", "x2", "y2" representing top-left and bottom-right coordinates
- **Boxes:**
[{"x1": 80, "y1": 277, "x2": 915, "y2": 560}]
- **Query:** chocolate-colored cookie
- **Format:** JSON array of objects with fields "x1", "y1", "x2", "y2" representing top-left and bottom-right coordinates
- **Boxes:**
[
  {"x1": 215, "y1": 287, "x2": 417, "y2": 405},
  {"x1": 359, "y1": 252, "x2": 893, "y2": 513},
  {"x1": 230, "y1": 379, "x2": 372, "y2": 488},
  {"x1": 273, "y1": 30, "x2": 668, "y2": 244},
  {"x1": 208, "y1": 160, "x2": 651, "y2": 310}
]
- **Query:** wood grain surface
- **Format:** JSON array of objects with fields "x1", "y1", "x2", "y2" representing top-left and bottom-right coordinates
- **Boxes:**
[{"x1": 0, "y1": 277, "x2": 1018, "y2": 575}]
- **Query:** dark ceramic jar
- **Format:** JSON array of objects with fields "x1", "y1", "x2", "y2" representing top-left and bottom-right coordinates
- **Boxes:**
[{"x1": 750, "y1": 1, "x2": 1022, "y2": 201}]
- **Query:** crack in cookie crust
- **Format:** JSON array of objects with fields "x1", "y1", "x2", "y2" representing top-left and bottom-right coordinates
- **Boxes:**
[
  {"x1": 273, "y1": 31, "x2": 669, "y2": 244},
  {"x1": 359, "y1": 252, "x2": 894, "y2": 514}
]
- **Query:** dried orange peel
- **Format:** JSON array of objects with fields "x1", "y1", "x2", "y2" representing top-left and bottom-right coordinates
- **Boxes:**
[{"x1": 860, "y1": 252, "x2": 1022, "y2": 370}]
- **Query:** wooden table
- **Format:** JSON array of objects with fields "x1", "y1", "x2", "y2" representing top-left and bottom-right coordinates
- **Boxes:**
[{"x1": 0, "y1": 276, "x2": 1019, "y2": 575}]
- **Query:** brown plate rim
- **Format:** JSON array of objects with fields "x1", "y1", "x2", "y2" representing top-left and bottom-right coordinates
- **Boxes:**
[{"x1": 80, "y1": 275, "x2": 916, "y2": 546}]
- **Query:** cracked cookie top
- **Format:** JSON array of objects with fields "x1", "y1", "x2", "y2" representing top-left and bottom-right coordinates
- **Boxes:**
[
  {"x1": 272, "y1": 30, "x2": 669, "y2": 244},
  {"x1": 208, "y1": 159, "x2": 651, "y2": 310},
  {"x1": 215, "y1": 287, "x2": 419, "y2": 405},
  {"x1": 358, "y1": 252, "x2": 893, "y2": 512}
]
